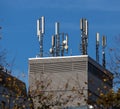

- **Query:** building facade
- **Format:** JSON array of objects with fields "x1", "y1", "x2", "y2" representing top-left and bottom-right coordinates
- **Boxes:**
[
  {"x1": 0, "y1": 66, "x2": 31, "y2": 109},
  {"x1": 88, "y1": 57, "x2": 113, "y2": 106},
  {"x1": 29, "y1": 55, "x2": 113, "y2": 109}
]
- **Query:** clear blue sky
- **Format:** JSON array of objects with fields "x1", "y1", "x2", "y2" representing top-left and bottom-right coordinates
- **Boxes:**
[{"x1": 1, "y1": 0, "x2": 120, "y2": 86}]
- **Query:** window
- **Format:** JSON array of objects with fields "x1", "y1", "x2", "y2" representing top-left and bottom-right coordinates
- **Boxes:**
[{"x1": 0, "y1": 101, "x2": 6, "y2": 109}]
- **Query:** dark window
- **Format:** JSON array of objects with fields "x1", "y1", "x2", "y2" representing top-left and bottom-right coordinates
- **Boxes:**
[
  {"x1": 88, "y1": 62, "x2": 112, "y2": 86},
  {"x1": 0, "y1": 101, "x2": 6, "y2": 109}
]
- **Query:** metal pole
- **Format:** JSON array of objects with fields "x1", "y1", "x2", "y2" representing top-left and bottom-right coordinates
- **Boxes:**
[{"x1": 39, "y1": 35, "x2": 43, "y2": 57}]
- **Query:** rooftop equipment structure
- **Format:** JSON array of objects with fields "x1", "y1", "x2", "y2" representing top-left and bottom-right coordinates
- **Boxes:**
[
  {"x1": 80, "y1": 18, "x2": 88, "y2": 55},
  {"x1": 55, "y1": 22, "x2": 60, "y2": 56},
  {"x1": 49, "y1": 35, "x2": 55, "y2": 56},
  {"x1": 102, "y1": 35, "x2": 106, "y2": 68},
  {"x1": 96, "y1": 32, "x2": 100, "y2": 63},
  {"x1": 37, "y1": 16, "x2": 45, "y2": 57},
  {"x1": 50, "y1": 22, "x2": 68, "y2": 57},
  {"x1": 61, "y1": 33, "x2": 68, "y2": 56}
]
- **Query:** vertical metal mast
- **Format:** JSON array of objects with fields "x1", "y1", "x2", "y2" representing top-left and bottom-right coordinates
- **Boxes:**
[
  {"x1": 96, "y1": 33, "x2": 100, "y2": 63},
  {"x1": 80, "y1": 18, "x2": 88, "y2": 55},
  {"x1": 102, "y1": 36, "x2": 106, "y2": 68},
  {"x1": 55, "y1": 22, "x2": 60, "y2": 56},
  {"x1": 61, "y1": 33, "x2": 64, "y2": 56},
  {"x1": 61, "y1": 33, "x2": 69, "y2": 56},
  {"x1": 50, "y1": 22, "x2": 69, "y2": 57},
  {"x1": 37, "y1": 16, "x2": 45, "y2": 57}
]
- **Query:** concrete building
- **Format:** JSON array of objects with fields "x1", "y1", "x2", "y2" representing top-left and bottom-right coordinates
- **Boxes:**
[
  {"x1": 29, "y1": 55, "x2": 113, "y2": 108},
  {"x1": 0, "y1": 66, "x2": 30, "y2": 109}
]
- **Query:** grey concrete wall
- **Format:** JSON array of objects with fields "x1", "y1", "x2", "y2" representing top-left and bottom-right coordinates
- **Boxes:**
[
  {"x1": 29, "y1": 55, "x2": 113, "y2": 108},
  {"x1": 29, "y1": 55, "x2": 89, "y2": 108}
]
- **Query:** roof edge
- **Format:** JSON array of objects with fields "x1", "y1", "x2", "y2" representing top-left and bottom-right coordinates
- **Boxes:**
[{"x1": 29, "y1": 55, "x2": 88, "y2": 60}]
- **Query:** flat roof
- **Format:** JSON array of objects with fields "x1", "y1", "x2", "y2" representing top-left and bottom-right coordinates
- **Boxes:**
[{"x1": 29, "y1": 55, "x2": 88, "y2": 60}]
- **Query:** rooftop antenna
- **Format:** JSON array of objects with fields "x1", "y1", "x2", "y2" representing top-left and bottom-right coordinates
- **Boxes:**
[
  {"x1": 102, "y1": 35, "x2": 106, "y2": 68},
  {"x1": 61, "y1": 33, "x2": 69, "y2": 56},
  {"x1": 37, "y1": 16, "x2": 45, "y2": 57},
  {"x1": 49, "y1": 35, "x2": 55, "y2": 56},
  {"x1": 96, "y1": 32, "x2": 100, "y2": 63},
  {"x1": 55, "y1": 22, "x2": 60, "y2": 56},
  {"x1": 65, "y1": 34, "x2": 68, "y2": 53},
  {"x1": 80, "y1": 18, "x2": 88, "y2": 55},
  {"x1": 61, "y1": 33, "x2": 64, "y2": 56},
  {"x1": 50, "y1": 23, "x2": 68, "y2": 57},
  {"x1": 70, "y1": 49, "x2": 72, "y2": 56}
]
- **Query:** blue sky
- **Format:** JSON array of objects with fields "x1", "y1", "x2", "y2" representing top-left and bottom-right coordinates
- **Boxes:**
[{"x1": 1, "y1": 0, "x2": 120, "y2": 86}]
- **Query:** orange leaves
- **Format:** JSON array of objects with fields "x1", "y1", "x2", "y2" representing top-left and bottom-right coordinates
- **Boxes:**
[
  {"x1": 103, "y1": 78, "x2": 107, "y2": 82},
  {"x1": 88, "y1": 92, "x2": 92, "y2": 96},
  {"x1": 103, "y1": 85, "x2": 107, "y2": 89},
  {"x1": 96, "y1": 89, "x2": 120, "y2": 108},
  {"x1": 0, "y1": 73, "x2": 26, "y2": 97},
  {"x1": 6, "y1": 77, "x2": 11, "y2": 81},
  {"x1": 100, "y1": 92, "x2": 104, "y2": 96}
]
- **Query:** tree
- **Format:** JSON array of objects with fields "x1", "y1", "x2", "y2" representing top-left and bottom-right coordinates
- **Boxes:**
[
  {"x1": 29, "y1": 74, "x2": 87, "y2": 109},
  {"x1": 96, "y1": 35, "x2": 120, "y2": 108},
  {"x1": 0, "y1": 70, "x2": 30, "y2": 109},
  {"x1": 97, "y1": 89, "x2": 120, "y2": 108},
  {"x1": 0, "y1": 48, "x2": 7, "y2": 66},
  {"x1": 108, "y1": 35, "x2": 120, "y2": 90},
  {"x1": 0, "y1": 27, "x2": 8, "y2": 67}
]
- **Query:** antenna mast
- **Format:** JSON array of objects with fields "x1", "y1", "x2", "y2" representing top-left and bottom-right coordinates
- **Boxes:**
[
  {"x1": 61, "y1": 33, "x2": 68, "y2": 56},
  {"x1": 55, "y1": 22, "x2": 60, "y2": 56},
  {"x1": 37, "y1": 16, "x2": 45, "y2": 57},
  {"x1": 96, "y1": 33, "x2": 100, "y2": 63},
  {"x1": 50, "y1": 22, "x2": 68, "y2": 57},
  {"x1": 102, "y1": 36, "x2": 106, "y2": 68},
  {"x1": 80, "y1": 18, "x2": 88, "y2": 55}
]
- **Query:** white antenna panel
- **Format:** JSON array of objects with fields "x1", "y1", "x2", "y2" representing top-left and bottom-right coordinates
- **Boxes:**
[
  {"x1": 96, "y1": 33, "x2": 100, "y2": 42},
  {"x1": 80, "y1": 19, "x2": 83, "y2": 30},
  {"x1": 66, "y1": 34, "x2": 68, "y2": 46},
  {"x1": 37, "y1": 20, "x2": 40, "y2": 36},
  {"x1": 55, "y1": 22, "x2": 59, "y2": 35},
  {"x1": 41, "y1": 16, "x2": 45, "y2": 34},
  {"x1": 85, "y1": 20, "x2": 88, "y2": 36},
  {"x1": 52, "y1": 35, "x2": 55, "y2": 47}
]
